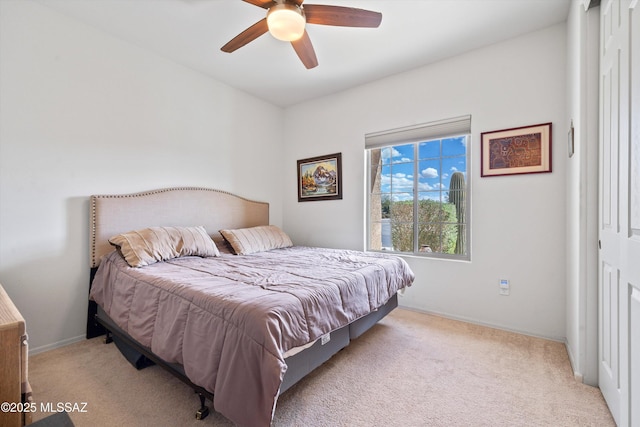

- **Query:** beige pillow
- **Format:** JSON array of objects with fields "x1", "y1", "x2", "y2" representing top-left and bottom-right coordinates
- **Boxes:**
[
  {"x1": 219, "y1": 225, "x2": 293, "y2": 255},
  {"x1": 109, "y1": 226, "x2": 220, "y2": 267}
]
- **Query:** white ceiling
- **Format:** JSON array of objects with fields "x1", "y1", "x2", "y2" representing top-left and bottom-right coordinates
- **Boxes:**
[{"x1": 35, "y1": 0, "x2": 571, "y2": 107}]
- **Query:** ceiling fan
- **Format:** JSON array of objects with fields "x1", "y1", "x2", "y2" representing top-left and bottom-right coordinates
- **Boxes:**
[{"x1": 221, "y1": 0, "x2": 382, "y2": 69}]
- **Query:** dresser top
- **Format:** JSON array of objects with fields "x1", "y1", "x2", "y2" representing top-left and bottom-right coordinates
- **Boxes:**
[{"x1": 0, "y1": 284, "x2": 25, "y2": 333}]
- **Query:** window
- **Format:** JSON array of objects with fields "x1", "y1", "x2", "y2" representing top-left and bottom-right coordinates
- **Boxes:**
[{"x1": 366, "y1": 116, "x2": 470, "y2": 259}]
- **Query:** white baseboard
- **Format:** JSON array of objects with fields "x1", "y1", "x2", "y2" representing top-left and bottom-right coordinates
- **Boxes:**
[
  {"x1": 397, "y1": 304, "x2": 565, "y2": 343},
  {"x1": 563, "y1": 338, "x2": 585, "y2": 383},
  {"x1": 29, "y1": 334, "x2": 86, "y2": 356}
]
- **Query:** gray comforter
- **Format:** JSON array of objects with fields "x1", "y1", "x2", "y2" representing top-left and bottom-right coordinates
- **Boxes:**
[{"x1": 90, "y1": 246, "x2": 414, "y2": 426}]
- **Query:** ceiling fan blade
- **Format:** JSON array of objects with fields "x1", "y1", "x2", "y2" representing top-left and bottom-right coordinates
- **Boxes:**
[
  {"x1": 304, "y1": 5, "x2": 382, "y2": 28},
  {"x1": 242, "y1": 0, "x2": 275, "y2": 9},
  {"x1": 221, "y1": 18, "x2": 269, "y2": 53},
  {"x1": 291, "y1": 30, "x2": 318, "y2": 69}
]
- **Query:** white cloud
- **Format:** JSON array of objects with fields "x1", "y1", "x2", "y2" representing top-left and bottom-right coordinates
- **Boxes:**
[
  {"x1": 421, "y1": 167, "x2": 438, "y2": 178},
  {"x1": 381, "y1": 173, "x2": 414, "y2": 192},
  {"x1": 418, "y1": 182, "x2": 435, "y2": 191},
  {"x1": 381, "y1": 148, "x2": 402, "y2": 161}
]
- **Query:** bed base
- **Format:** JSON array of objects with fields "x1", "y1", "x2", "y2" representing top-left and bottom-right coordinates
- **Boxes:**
[
  {"x1": 90, "y1": 294, "x2": 398, "y2": 420},
  {"x1": 94, "y1": 306, "x2": 214, "y2": 419}
]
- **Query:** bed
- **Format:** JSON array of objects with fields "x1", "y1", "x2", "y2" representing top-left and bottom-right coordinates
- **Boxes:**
[{"x1": 86, "y1": 187, "x2": 414, "y2": 426}]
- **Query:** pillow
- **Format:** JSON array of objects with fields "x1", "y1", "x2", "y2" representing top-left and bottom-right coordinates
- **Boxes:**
[
  {"x1": 212, "y1": 235, "x2": 235, "y2": 255},
  {"x1": 219, "y1": 225, "x2": 293, "y2": 255},
  {"x1": 109, "y1": 226, "x2": 220, "y2": 267}
]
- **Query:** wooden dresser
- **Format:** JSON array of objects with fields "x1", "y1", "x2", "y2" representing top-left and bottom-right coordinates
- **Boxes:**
[{"x1": 0, "y1": 283, "x2": 31, "y2": 427}]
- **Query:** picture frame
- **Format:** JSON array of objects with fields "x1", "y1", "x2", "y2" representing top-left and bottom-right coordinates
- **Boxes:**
[
  {"x1": 297, "y1": 152, "x2": 342, "y2": 202},
  {"x1": 480, "y1": 122, "x2": 552, "y2": 177}
]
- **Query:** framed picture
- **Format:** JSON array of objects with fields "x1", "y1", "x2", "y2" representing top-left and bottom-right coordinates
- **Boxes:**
[
  {"x1": 480, "y1": 122, "x2": 552, "y2": 177},
  {"x1": 297, "y1": 152, "x2": 342, "y2": 202}
]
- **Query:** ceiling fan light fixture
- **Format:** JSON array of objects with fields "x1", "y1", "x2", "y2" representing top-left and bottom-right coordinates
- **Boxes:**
[{"x1": 267, "y1": 4, "x2": 305, "y2": 42}]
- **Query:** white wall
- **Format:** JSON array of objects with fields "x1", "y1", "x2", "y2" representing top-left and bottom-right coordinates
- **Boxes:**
[
  {"x1": 0, "y1": 0, "x2": 574, "y2": 351},
  {"x1": 283, "y1": 24, "x2": 568, "y2": 340},
  {"x1": 565, "y1": 0, "x2": 599, "y2": 385},
  {"x1": 0, "y1": 1, "x2": 284, "y2": 352}
]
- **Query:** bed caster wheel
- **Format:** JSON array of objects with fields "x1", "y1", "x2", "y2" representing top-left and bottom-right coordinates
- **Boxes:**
[
  {"x1": 103, "y1": 332, "x2": 113, "y2": 344},
  {"x1": 196, "y1": 406, "x2": 209, "y2": 420},
  {"x1": 195, "y1": 392, "x2": 209, "y2": 420}
]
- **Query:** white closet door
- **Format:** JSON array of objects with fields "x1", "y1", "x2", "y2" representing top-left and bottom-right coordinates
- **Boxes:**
[
  {"x1": 627, "y1": 1, "x2": 640, "y2": 424},
  {"x1": 598, "y1": 1, "x2": 639, "y2": 425}
]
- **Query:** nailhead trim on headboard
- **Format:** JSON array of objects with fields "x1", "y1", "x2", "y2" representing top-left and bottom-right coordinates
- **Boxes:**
[{"x1": 89, "y1": 187, "x2": 269, "y2": 268}]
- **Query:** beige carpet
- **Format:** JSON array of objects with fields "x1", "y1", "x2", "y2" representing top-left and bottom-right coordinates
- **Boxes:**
[{"x1": 28, "y1": 309, "x2": 614, "y2": 426}]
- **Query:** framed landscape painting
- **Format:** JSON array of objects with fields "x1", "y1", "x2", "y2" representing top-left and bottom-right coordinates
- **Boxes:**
[
  {"x1": 297, "y1": 152, "x2": 342, "y2": 202},
  {"x1": 480, "y1": 123, "x2": 552, "y2": 177}
]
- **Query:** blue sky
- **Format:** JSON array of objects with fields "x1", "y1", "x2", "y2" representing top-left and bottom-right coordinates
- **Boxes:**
[{"x1": 379, "y1": 136, "x2": 467, "y2": 201}]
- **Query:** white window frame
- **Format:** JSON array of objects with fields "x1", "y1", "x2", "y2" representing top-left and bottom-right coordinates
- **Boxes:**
[{"x1": 365, "y1": 115, "x2": 471, "y2": 260}]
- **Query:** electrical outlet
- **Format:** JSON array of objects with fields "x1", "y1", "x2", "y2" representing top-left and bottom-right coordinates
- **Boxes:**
[{"x1": 499, "y1": 279, "x2": 510, "y2": 296}]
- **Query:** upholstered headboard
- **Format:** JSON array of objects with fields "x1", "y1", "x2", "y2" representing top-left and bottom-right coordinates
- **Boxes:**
[{"x1": 89, "y1": 187, "x2": 269, "y2": 268}]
